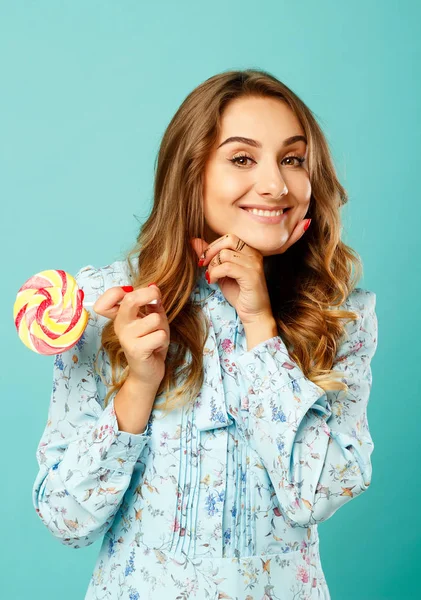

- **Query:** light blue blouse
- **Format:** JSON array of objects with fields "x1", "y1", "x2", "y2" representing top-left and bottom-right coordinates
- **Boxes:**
[{"x1": 32, "y1": 258, "x2": 378, "y2": 599}]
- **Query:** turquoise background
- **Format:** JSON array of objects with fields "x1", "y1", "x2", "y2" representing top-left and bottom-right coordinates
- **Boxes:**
[{"x1": 1, "y1": 1, "x2": 420, "y2": 598}]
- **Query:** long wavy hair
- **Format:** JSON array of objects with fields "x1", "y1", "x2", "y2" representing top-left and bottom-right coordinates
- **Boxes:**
[{"x1": 95, "y1": 68, "x2": 363, "y2": 415}]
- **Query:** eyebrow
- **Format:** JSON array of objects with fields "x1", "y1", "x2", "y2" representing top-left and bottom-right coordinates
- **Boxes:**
[{"x1": 217, "y1": 134, "x2": 307, "y2": 149}]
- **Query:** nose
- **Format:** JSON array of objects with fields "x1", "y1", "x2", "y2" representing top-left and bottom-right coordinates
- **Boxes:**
[{"x1": 254, "y1": 160, "x2": 288, "y2": 200}]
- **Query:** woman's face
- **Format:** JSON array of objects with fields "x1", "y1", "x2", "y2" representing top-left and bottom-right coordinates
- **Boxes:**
[{"x1": 203, "y1": 96, "x2": 311, "y2": 256}]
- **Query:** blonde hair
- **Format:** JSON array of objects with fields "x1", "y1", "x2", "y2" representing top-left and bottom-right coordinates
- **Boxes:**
[{"x1": 96, "y1": 68, "x2": 362, "y2": 415}]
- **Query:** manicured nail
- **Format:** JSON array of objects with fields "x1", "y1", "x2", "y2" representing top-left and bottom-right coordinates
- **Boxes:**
[
  {"x1": 205, "y1": 270, "x2": 210, "y2": 284},
  {"x1": 121, "y1": 286, "x2": 134, "y2": 292},
  {"x1": 303, "y1": 219, "x2": 311, "y2": 232},
  {"x1": 198, "y1": 258, "x2": 205, "y2": 267},
  {"x1": 148, "y1": 283, "x2": 157, "y2": 288},
  {"x1": 80, "y1": 289, "x2": 85, "y2": 301}
]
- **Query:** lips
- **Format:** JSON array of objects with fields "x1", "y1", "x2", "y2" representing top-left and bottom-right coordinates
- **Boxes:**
[
  {"x1": 240, "y1": 206, "x2": 291, "y2": 224},
  {"x1": 240, "y1": 207, "x2": 292, "y2": 214},
  {"x1": 239, "y1": 206, "x2": 292, "y2": 212}
]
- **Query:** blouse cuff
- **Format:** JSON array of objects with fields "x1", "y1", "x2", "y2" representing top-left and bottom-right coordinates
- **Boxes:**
[
  {"x1": 72, "y1": 392, "x2": 151, "y2": 475},
  {"x1": 235, "y1": 335, "x2": 307, "y2": 397}
]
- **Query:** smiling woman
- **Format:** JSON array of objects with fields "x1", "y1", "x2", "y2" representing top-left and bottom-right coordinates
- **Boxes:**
[{"x1": 32, "y1": 68, "x2": 378, "y2": 600}]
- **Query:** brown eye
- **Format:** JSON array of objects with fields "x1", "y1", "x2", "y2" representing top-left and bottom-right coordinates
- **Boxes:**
[
  {"x1": 229, "y1": 154, "x2": 254, "y2": 167},
  {"x1": 282, "y1": 156, "x2": 306, "y2": 167}
]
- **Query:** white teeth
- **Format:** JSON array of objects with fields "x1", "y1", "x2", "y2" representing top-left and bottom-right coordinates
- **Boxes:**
[{"x1": 245, "y1": 208, "x2": 284, "y2": 216}]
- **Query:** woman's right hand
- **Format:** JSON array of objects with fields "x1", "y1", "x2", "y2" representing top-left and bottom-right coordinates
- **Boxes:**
[{"x1": 92, "y1": 284, "x2": 170, "y2": 392}]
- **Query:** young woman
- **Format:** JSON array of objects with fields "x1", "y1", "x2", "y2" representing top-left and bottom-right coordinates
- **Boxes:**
[{"x1": 32, "y1": 69, "x2": 378, "y2": 599}]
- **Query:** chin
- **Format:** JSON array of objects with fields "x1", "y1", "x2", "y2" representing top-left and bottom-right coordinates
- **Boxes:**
[{"x1": 235, "y1": 230, "x2": 290, "y2": 254}]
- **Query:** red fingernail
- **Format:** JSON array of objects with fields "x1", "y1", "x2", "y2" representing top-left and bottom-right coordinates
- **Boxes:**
[
  {"x1": 198, "y1": 258, "x2": 205, "y2": 267},
  {"x1": 205, "y1": 270, "x2": 210, "y2": 284},
  {"x1": 121, "y1": 286, "x2": 134, "y2": 292},
  {"x1": 304, "y1": 219, "x2": 311, "y2": 232},
  {"x1": 79, "y1": 289, "x2": 85, "y2": 301},
  {"x1": 148, "y1": 282, "x2": 158, "y2": 288}
]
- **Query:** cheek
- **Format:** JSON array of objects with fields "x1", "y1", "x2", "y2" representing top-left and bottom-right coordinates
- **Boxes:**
[
  {"x1": 205, "y1": 162, "x2": 250, "y2": 201},
  {"x1": 292, "y1": 173, "x2": 311, "y2": 200},
  {"x1": 210, "y1": 180, "x2": 248, "y2": 205},
  {"x1": 292, "y1": 177, "x2": 311, "y2": 214}
]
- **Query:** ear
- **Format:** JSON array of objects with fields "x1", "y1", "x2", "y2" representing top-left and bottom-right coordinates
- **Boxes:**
[{"x1": 190, "y1": 237, "x2": 209, "y2": 259}]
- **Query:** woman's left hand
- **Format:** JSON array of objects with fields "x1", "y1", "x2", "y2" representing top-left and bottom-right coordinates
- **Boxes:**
[{"x1": 191, "y1": 221, "x2": 309, "y2": 325}]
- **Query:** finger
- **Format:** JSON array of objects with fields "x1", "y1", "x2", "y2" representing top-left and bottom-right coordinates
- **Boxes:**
[
  {"x1": 208, "y1": 248, "x2": 254, "y2": 270},
  {"x1": 139, "y1": 328, "x2": 170, "y2": 356},
  {"x1": 190, "y1": 237, "x2": 210, "y2": 260},
  {"x1": 124, "y1": 309, "x2": 170, "y2": 342},
  {"x1": 121, "y1": 322, "x2": 169, "y2": 359},
  {"x1": 117, "y1": 287, "x2": 163, "y2": 327},
  {"x1": 137, "y1": 290, "x2": 170, "y2": 339},
  {"x1": 201, "y1": 234, "x2": 230, "y2": 261},
  {"x1": 92, "y1": 286, "x2": 133, "y2": 319},
  {"x1": 93, "y1": 286, "x2": 161, "y2": 321},
  {"x1": 207, "y1": 260, "x2": 257, "y2": 288},
  {"x1": 199, "y1": 234, "x2": 230, "y2": 261},
  {"x1": 200, "y1": 233, "x2": 254, "y2": 266}
]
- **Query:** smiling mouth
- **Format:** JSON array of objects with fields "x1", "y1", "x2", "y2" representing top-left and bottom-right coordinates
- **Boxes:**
[
  {"x1": 240, "y1": 206, "x2": 292, "y2": 214},
  {"x1": 240, "y1": 206, "x2": 292, "y2": 223}
]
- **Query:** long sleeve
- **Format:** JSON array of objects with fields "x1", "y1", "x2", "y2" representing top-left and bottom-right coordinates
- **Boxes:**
[
  {"x1": 233, "y1": 289, "x2": 378, "y2": 528},
  {"x1": 32, "y1": 265, "x2": 151, "y2": 548}
]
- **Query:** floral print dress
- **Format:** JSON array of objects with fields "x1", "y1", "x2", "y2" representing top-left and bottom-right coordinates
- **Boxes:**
[{"x1": 32, "y1": 257, "x2": 378, "y2": 599}]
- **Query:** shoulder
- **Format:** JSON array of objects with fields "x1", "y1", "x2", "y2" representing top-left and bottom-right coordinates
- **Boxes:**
[
  {"x1": 342, "y1": 287, "x2": 376, "y2": 314},
  {"x1": 342, "y1": 287, "x2": 377, "y2": 336},
  {"x1": 334, "y1": 287, "x2": 378, "y2": 360},
  {"x1": 75, "y1": 259, "x2": 133, "y2": 295}
]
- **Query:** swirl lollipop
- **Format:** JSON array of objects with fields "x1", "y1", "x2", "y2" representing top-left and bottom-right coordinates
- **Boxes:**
[{"x1": 13, "y1": 269, "x2": 157, "y2": 355}]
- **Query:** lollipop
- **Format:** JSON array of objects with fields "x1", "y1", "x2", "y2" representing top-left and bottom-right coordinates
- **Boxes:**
[{"x1": 13, "y1": 269, "x2": 157, "y2": 355}]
